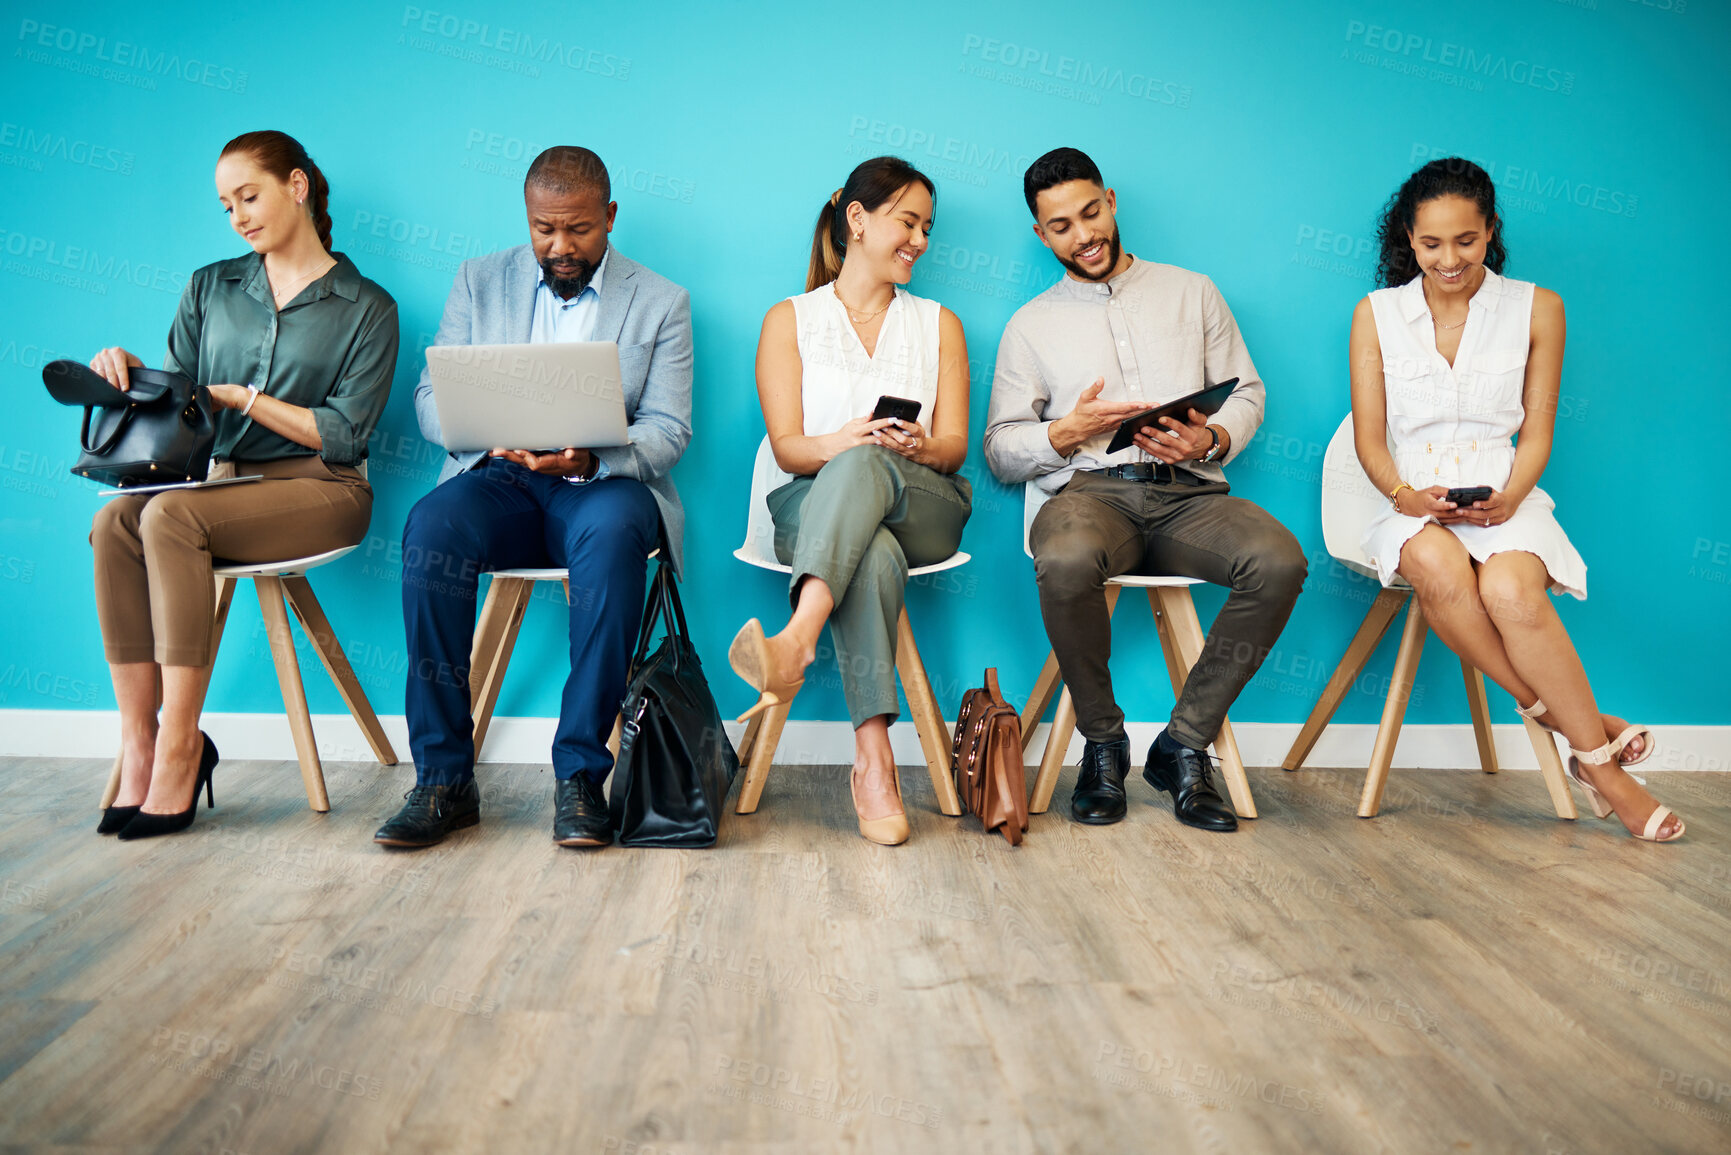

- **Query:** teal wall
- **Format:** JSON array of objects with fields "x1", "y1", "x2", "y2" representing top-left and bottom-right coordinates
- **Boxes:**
[{"x1": 3, "y1": 0, "x2": 1726, "y2": 734}]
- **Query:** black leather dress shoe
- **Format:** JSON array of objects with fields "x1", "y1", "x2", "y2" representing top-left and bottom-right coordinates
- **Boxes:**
[
  {"x1": 1143, "y1": 731, "x2": 1238, "y2": 832},
  {"x1": 553, "y1": 776, "x2": 613, "y2": 847},
  {"x1": 1071, "y1": 737, "x2": 1130, "y2": 824},
  {"x1": 373, "y1": 781, "x2": 480, "y2": 848}
]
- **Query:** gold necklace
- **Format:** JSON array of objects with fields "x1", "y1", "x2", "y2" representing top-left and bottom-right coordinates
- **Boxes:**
[
  {"x1": 1422, "y1": 279, "x2": 1469, "y2": 331},
  {"x1": 271, "y1": 256, "x2": 334, "y2": 305},
  {"x1": 833, "y1": 284, "x2": 891, "y2": 324}
]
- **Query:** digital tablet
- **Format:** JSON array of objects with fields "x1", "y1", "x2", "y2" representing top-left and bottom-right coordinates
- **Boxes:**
[
  {"x1": 97, "y1": 474, "x2": 265, "y2": 498},
  {"x1": 1104, "y1": 378, "x2": 1240, "y2": 455}
]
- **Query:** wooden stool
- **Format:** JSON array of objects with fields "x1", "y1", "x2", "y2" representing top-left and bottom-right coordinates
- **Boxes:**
[
  {"x1": 98, "y1": 545, "x2": 399, "y2": 814},
  {"x1": 1021, "y1": 575, "x2": 1257, "y2": 819},
  {"x1": 467, "y1": 554, "x2": 659, "y2": 761}
]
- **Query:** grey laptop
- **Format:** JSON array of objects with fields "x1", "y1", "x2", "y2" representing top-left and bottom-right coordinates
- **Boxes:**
[{"x1": 425, "y1": 342, "x2": 630, "y2": 452}]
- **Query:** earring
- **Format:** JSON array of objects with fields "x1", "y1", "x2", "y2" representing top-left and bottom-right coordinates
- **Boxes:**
[{"x1": 853, "y1": 232, "x2": 862, "y2": 241}]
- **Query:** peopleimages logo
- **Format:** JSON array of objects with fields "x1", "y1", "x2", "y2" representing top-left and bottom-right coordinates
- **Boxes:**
[
  {"x1": 398, "y1": 7, "x2": 629, "y2": 79},
  {"x1": 0, "y1": 122, "x2": 133, "y2": 174},
  {"x1": 1343, "y1": 21, "x2": 1575, "y2": 94},
  {"x1": 1408, "y1": 143, "x2": 1637, "y2": 218},
  {"x1": 15, "y1": 19, "x2": 249, "y2": 92},
  {"x1": 960, "y1": 34, "x2": 1192, "y2": 106}
]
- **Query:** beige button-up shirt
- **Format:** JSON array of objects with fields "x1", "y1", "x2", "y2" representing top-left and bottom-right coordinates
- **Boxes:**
[{"x1": 983, "y1": 256, "x2": 1266, "y2": 495}]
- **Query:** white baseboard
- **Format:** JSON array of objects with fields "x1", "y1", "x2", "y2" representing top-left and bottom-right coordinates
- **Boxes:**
[{"x1": 4, "y1": 709, "x2": 1728, "y2": 773}]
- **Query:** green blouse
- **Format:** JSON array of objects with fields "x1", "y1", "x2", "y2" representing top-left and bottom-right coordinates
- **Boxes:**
[{"x1": 163, "y1": 251, "x2": 398, "y2": 465}]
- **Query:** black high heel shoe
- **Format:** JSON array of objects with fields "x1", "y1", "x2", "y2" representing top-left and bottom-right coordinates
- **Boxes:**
[
  {"x1": 96, "y1": 805, "x2": 141, "y2": 835},
  {"x1": 117, "y1": 732, "x2": 219, "y2": 841}
]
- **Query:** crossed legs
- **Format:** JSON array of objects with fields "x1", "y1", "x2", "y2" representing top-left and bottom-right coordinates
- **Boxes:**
[
  {"x1": 749, "y1": 447, "x2": 970, "y2": 824},
  {"x1": 1397, "y1": 525, "x2": 1679, "y2": 839}
]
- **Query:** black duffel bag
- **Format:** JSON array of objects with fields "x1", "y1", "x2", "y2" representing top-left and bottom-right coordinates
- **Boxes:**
[
  {"x1": 609, "y1": 559, "x2": 740, "y2": 847},
  {"x1": 42, "y1": 359, "x2": 215, "y2": 487}
]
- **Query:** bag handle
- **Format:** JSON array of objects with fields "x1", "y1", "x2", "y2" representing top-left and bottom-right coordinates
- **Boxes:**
[
  {"x1": 80, "y1": 404, "x2": 136, "y2": 456},
  {"x1": 629, "y1": 563, "x2": 670, "y2": 667}
]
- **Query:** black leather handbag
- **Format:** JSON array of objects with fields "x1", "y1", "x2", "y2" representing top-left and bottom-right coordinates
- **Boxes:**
[
  {"x1": 609, "y1": 559, "x2": 740, "y2": 847},
  {"x1": 42, "y1": 359, "x2": 215, "y2": 487}
]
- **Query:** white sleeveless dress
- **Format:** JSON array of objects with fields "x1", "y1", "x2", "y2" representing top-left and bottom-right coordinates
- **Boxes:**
[
  {"x1": 750, "y1": 282, "x2": 942, "y2": 498},
  {"x1": 1360, "y1": 269, "x2": 1587, "y2": 599}
]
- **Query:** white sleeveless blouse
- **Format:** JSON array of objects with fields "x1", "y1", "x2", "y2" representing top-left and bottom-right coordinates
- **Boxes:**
[
  {"x1": 1360, "y1": 269, "x2": 1587, "y2": 598},
  {"x1": 751, "y1": 282, "x2": 943, "y2": 496}
]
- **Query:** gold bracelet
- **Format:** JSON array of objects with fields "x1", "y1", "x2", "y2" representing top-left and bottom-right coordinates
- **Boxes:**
[{"x1": 1389, "y1": 482, "x2": 1414, "y2": 510}]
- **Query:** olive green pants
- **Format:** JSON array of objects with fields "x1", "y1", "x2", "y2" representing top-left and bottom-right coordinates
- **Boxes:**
[{"x1": 768, "y1": 446, "x2": 972, "y2": 728}]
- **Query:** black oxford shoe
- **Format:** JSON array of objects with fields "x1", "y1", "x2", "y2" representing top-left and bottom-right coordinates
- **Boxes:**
[
  {"x1": 1143, "y1": 730, "x2": 1238, "y2": 832},
  {"x1": 1071, "y1": 737, "x2": 1130, "y2": 824},
  {"x1": 553, "y1": 775, "x2": 613, "y2": 847},
  {"x1": 373, "y1": 781, "x2": 480, "y2": 848}
]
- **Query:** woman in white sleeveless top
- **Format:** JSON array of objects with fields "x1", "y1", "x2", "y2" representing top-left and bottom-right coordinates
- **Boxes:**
[
  {"x1": 1350, "y1": 159, "x2": 1680, "y2": 841},
  {"x1": 729, "y1": 157, "x2": 973, "y2": 845}
]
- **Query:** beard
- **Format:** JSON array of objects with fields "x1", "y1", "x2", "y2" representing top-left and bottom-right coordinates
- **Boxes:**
[
  {"x1": 540, "y1": 255, "x2": 598, "y2": 298},
  {"x1": 1057, "y1": 226, "x2": 1123, "y2": 282}
]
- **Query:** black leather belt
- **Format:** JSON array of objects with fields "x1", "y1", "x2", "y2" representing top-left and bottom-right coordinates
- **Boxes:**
[{"x1": 1089, "y1": 463, "x2": 1186, "y2": 483}]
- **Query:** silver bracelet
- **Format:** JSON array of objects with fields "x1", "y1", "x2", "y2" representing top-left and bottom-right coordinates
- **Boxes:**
[{"x1": 241, "y1": 383, "x2": 260, "y2": 417}]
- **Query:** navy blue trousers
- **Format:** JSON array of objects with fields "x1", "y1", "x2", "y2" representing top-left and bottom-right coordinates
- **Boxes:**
[{"x1": 401, "y1": 458, "x2": 660, "y2": 785}]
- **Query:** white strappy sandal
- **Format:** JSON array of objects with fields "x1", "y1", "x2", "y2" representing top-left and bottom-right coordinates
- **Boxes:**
[
  {"x1": 1561, "y1": 733, "x2": 1684, "y2": 843},
  {"x1": 1515, "y1": 698, "x2": 1655, "y2": 767}
]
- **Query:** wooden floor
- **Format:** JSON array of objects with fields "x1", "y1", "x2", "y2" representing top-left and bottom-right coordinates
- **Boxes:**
[{"x1": 0, "y1": 754, "x2": 1726, "y2": 1155}]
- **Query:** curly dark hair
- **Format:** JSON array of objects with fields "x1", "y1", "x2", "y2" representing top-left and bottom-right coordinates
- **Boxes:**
[{"x1": 1374, "y1": 157, "x2": 1507, "y2": 288}]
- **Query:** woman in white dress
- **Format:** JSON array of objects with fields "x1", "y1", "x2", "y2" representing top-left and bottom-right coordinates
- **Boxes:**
[
  {"x1": 729, "y1": 157, "x2": 972, "y2": 845},
  {"x1": 1350, "y1": 158, "x2": 1681, "y2": 842}
]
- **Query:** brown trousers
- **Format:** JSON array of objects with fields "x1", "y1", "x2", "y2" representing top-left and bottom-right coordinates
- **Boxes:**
[{"x1": 90, "y1": 457, "x2": 371, "y2": 667}]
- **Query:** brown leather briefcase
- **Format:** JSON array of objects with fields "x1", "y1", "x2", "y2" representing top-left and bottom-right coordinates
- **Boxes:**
[{"x1": 949, "y1": 668, "x2": 1029, "y2": 845}]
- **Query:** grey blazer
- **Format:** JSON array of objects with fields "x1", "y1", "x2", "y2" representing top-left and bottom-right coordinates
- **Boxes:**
[{"x1": 413, "y1": 243, "x2": 694, "y2": 573}]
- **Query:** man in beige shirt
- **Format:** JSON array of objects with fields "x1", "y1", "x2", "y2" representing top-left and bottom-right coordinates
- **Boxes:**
[{"x1": 985, "y1": 147, "x2": 1306, "y2": 833}]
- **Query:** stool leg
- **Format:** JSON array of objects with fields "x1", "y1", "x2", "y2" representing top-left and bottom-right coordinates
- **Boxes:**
[
  {"x1": 468, "y1": 576, "x2": 509, "y2": 715},
  {"x1": 1029, "y1": 686, "x2": 1077, "y2": 814},
  {"x1": 1282, "y1": 587, "x2": 1409, "y2": 771},
  {"x1": 1358, "y1": 600, "x2": 1428, "y2": 818},
  {"x1": 735, "y1": 698, "x2": 791, "y2": 814},
  {"x1": 256, "y1": 576, "x2": 328, "y2": 813},
  {"x1": 472, "y1": 578, "x2": 532, "y2": 757},
  {"x1": 100, "y1": 757, "x2": 124, "y2": 810},
  {"x1": 1462, "y1": 660, "x2": 1498, "y2": 774},
  {"x1": 736, "y1": 710, "x2": 764, "y2": 766},
  {"x1": 1526, "y1": 717, "x2": 1578, "y2": 820},
  {"x1": 1155, "y1": 586, "x2": 1256, "y2": 820},
  {"x1": 894, "y1": 608, "x2": 962, "y2": 817},
  {"x1": 282, "y1": 576, "x2": 398, "y2": 766},
  {"x1": 1021, "y1": 650, "x2": 1063, "y2": 752}
]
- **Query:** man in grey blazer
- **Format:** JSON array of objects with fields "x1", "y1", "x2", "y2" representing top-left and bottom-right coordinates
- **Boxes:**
[{"x1": 375, "y1": 146, "x2": 693, "y2": 850}]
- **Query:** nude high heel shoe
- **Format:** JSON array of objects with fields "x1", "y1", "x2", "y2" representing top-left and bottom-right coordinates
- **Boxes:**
[
  {"x1": 728, "y1": 618, "x2": 804, "y2": 724},
  {"x1": 1564, "y1": 735, "x2": 1684, "y2": 843},
  {"x1": 851, "y1": 766, "x2": 910, "y2": 846}
]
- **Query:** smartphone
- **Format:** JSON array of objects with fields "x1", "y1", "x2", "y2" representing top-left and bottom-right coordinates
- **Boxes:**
[
  {"x1": 871, "y1": 395, "x2": 922, "y2": 424},
  {"x1": 1445, "y1": 486, "x2": 1493, "y2": 506}
]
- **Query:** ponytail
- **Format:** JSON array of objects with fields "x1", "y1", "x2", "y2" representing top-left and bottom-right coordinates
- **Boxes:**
[
  {"x1": 219, "y1": 129, "x2": 334, "y2": 252},
  {"x1": 1374, "y1": 157, "x2": 1506, "y2": 288},
  {"x1": 805, "y1": 156, "x2": 935, "y2": 293},
  {"x1": 806, "y1": 188, "x2": 847, "y2": 292},
  {"x1": 305, "y1": 162, "x2": 332, "y2": 252}
]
